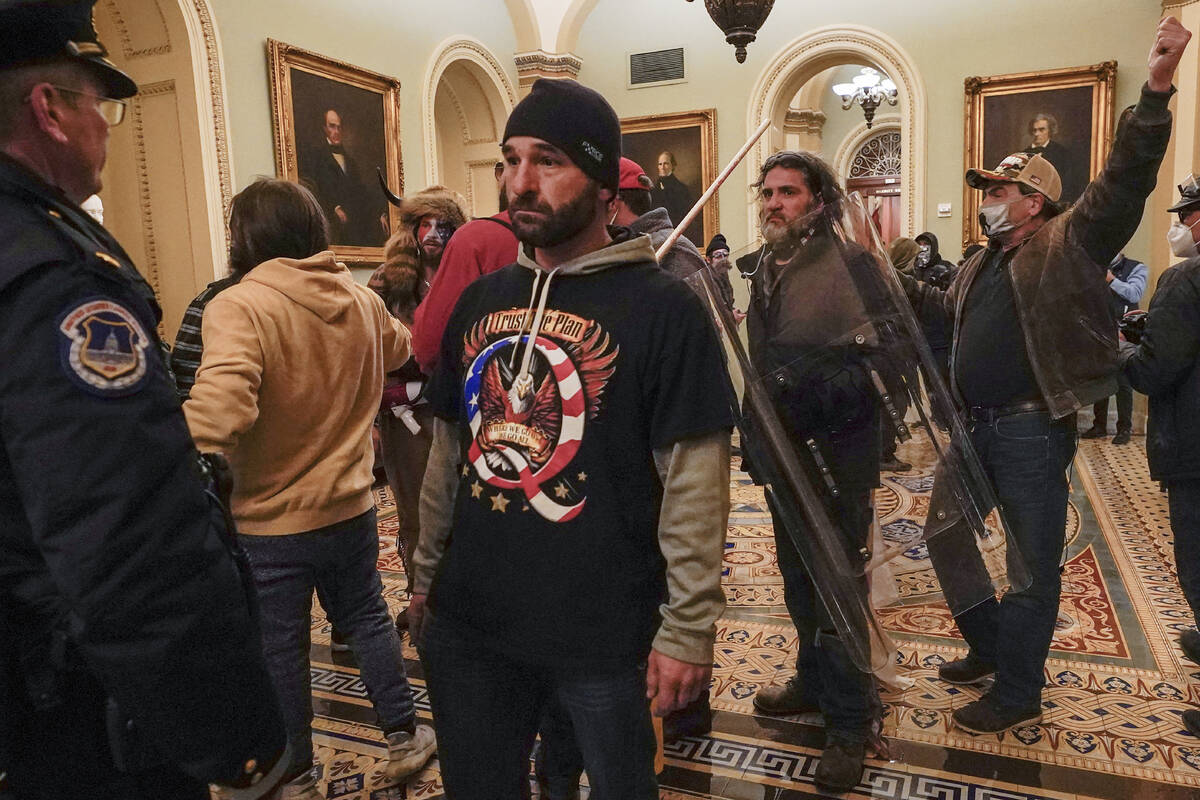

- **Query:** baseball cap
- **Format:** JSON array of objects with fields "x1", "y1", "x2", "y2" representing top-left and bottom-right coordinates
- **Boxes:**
[
  {"x1": 618, "y1": 157, "x2": 653, "y2": 191},
  {"x1": 965, "y1": 151, "x2": 1062, "y2": 203}
]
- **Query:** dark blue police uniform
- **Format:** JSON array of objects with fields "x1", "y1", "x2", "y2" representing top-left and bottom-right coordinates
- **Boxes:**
[{"x1": 0, "y1": 156, "x2": 286, "y2": 797}]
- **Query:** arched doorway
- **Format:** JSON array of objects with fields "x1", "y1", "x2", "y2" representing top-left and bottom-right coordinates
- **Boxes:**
[
  {"x1": 746, "y1": 24, "x2": 926, "y2": 241},
  {"x1": 423, "y1": 38, "x2": 516, "y2": 217},
  {"x1": 93, "y1": 0, "x2": 231, "y2": 339}
]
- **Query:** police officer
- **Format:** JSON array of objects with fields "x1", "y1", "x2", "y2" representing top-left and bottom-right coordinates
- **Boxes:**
[{"x1": 0, "y1": 3, "x2": 288, "y2": 798}]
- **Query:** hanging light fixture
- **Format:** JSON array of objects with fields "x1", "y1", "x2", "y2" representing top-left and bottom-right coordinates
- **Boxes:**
[
  {"x1": 831, "y1": 67, "x2": 898, "y2": 129},
  {"x1": 686, "y1": 0, "x2": 776, "y2": 63}
]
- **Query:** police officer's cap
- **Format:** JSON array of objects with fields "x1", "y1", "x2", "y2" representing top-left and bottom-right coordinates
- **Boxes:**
[
  {"x1": 0, "y1": 0, "x2": 137, "y2": 99},
  {"x1": 1168, "y1": 174, "x2": 1200, "y2": 214}
]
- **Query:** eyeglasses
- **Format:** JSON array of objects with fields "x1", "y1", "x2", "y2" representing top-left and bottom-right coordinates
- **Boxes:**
[{"x1": 41, "y1": 85, "x2": 127, "y2": 126}]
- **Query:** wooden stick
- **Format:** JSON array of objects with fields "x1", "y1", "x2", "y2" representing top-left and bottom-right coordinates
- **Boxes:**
[{"x1": 655, "y1": 116, "x2": 773, "y2": 261}]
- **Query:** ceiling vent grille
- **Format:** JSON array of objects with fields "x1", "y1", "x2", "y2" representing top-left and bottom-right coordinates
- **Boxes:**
[{"x1": 629, "y1": 48, "x2": 685, "y2": 87}]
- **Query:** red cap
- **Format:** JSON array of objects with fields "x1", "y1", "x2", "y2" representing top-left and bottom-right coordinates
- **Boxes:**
[{"x1": 618, "y1": 157, "x2": 653, "y2": 191}]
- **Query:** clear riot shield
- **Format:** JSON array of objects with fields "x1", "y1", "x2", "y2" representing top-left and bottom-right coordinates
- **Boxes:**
[
  {"x1": 706, "y1": 199, "x2": 1031, "y2": 625},
  {"x1": 685, "y1": 261, "x2": 893, "y2": 674}
]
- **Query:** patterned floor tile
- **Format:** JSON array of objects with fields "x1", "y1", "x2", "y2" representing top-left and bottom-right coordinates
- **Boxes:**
[{"x1": 293, "y1": 434, "x2": 1200, "y2": 798}]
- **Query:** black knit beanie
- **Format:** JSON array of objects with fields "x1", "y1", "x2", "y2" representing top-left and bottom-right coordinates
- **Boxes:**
[
  {"x1": 503, "y1": 79, "x2": 621, "y2": 193},
  {"x1": 706, "y1": 233, "x2": 729, "y2": 257}
]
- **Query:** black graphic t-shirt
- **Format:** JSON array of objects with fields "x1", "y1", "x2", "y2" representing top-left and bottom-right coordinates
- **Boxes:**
[{"x1": 427, "y1": 257, "x2": 734, "y2": 667}]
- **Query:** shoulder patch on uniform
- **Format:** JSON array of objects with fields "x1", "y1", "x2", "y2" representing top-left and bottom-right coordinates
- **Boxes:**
[{"x1": 57, "y1": 297, "x2": 152, "y2": 396}]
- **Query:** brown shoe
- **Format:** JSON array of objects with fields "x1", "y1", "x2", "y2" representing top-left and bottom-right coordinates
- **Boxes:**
[{"x1": 752, "y1": 676, "x2": 820, "y2": 715}]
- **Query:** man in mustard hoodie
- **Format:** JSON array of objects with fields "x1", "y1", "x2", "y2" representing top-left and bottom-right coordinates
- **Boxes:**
[{"x1": 184, "y1": 178, "x2": 434, "y2": 798}]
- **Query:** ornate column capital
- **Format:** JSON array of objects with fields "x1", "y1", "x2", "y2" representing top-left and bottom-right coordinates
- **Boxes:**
[
  {"x1": 783, "y1": 107, "x2": 827, "y2": 136},
  {"x1": 513, "y1": 50, "x2": 583, "y2": 94}
]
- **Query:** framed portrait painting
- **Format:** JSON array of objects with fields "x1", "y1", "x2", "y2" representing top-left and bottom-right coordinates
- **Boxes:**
[
  {"x1": 620, "y1": 109, "x2": 718, "y2": 250},
  {"x1": 267, "y1": 39, "x2": 404, "y2": 265},
  {"x1": 962, "y1": 61, "x2": 1116, "y2": 247}
]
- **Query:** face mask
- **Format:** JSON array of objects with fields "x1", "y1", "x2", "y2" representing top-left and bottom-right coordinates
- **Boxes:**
[
  {"x1": 978, "y1": 196, "x2": 1028, "y2": 238},
  {"x1": 1168, "y1": 218, "x2": 1200, "y2": 257}
]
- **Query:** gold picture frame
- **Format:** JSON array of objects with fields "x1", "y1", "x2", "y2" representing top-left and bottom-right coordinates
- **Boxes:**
[
  {"x1": 962, "y1": 61, "x2": 1116, "y2": 248},
  {"x1": 267, "y1": 39, "x2": 404, "y2": 266},
  {"x1": 620, "y1": 109, "x2": 718, "y2": 250}
]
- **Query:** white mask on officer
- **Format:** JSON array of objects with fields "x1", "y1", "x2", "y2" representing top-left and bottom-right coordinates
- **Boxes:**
[{"x1": 1168, "y1": 217, "x2": 1200, "y2": 258}]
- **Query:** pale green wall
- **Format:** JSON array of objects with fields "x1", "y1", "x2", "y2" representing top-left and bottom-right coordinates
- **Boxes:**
[
  {"x1": 207, "y1": 0, "x2": 520, "y2": 197},
  {"x1": 574, "y1": 0, "x2": 1164, "y2": 265},
  {"x1": 206, "y1": 0, "x2": 1165, "y2": 266}
]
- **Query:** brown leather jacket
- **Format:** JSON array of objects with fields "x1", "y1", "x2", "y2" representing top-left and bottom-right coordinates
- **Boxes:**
[{"x1": 904, "y1": 84, "x2": 1174, "y2": 419}]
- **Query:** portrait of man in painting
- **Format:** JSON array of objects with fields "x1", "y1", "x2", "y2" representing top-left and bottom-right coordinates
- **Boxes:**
[
  {"x1": 291, "y1": 68, "x2": 390, "y2": 248},
  {"x1": 621, "y1": 121, "x2": 710, "y2": 248},
  {"x1": 983, "y1": 85, "x2": 1094, "y2": 205}
]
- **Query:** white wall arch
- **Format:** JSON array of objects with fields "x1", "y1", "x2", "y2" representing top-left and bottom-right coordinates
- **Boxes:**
[
  {"x1": 423, "y1": 37, "x2": 517, "y2": 189},
  {"x1": 179, "y1": 0, "x2": 235, "y2": 269},
  {"x1": 746, "y1": 24, "x2": 926, "y2": 238},
  {"x1": 833, "y1": 113, "x2": 902, "y2": 183}
]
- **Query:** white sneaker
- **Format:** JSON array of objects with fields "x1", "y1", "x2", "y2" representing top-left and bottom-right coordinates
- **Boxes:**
[
  {"x1": 276, "y1": 769, "x2": 322, "y2": 800},
  {"x1": 384, "y1": 724, "x2": 436, "y2": 780}
]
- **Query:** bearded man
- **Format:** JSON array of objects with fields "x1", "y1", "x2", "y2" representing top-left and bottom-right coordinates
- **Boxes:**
[
  {"x1": 742, "y1": 150, "x2": 888, "y2": 794},
  {"x1": 408, "y1": 78, "x2": 732, "y2": 798}
]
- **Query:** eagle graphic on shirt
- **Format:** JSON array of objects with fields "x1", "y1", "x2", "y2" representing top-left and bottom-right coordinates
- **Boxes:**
[{"x1": 461, "y1": 307, "x2": 618, "y2": 522}]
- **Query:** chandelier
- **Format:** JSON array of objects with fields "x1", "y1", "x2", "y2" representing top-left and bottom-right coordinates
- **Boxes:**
[
  {"x1": 686, "y1": 0, "x2": 776, "y2": 63},
  {"x1": 831, "y1": 68, "x2": 898, "y2": 129}
]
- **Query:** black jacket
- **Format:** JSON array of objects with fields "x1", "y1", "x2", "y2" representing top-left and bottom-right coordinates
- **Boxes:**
[
  {"x1": 1120, "y1": 257, "x2": 1200, "y2": 482},
  {"x1": 0, "y1": 155, "x2": 286, "y2": 789}
]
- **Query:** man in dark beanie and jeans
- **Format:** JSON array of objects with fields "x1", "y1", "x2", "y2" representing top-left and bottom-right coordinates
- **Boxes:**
[{"x1": 409, "y1": 78, "x2": 733, "y2": 797}]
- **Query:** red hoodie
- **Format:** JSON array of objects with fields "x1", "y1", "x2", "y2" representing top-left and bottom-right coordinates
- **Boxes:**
[{"x1": 412, "y1": 211, "x2": 518, "y2": 374}]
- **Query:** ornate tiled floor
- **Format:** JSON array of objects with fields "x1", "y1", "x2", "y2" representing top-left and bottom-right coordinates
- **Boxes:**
[{"x1": 282, "y1": 432, "x2": 1200, "y2": 799}]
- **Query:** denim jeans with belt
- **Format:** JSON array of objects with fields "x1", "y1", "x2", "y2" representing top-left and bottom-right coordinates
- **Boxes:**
[
  {"x1": 239, "y1": 508, "x2": 416, "y2": 777},
  {"x1": 419, "y1": 611, "x2": 657, "y2": 800},
  {"x1": 936, "y1": 410, "x2": 1077, "y2": 710}
]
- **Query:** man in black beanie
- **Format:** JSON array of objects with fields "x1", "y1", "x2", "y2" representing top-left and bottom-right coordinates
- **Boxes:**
[
  {"x1": 410, "y1": 78, "x2": 734, "y2": 797},
  {"x1": 704, "y1": 233, "x2": 740, "y2": 319}
]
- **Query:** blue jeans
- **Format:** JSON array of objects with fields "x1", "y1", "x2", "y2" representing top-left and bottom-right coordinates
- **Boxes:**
[
  {"x1": 1168, "y1": 479, "x2": 1200, "y2": 621},
  {"x1": 418, "y1": 612, "x2": 657, "y2": 800},
  {"x1": 239, "y1": 509, "x2": 416, "y2": 776},
  {"x1": 767, "y1": 486, "x2": 881, "y2": 742},
  {"x1": 936, "y1": 411, "x2": 1076, "y2": 709}
]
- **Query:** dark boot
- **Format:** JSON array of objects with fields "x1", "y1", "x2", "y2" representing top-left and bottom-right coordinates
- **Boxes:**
[
  {"x1": 1180, "y1": 629, "x2": 1200, "y2": 664},
  {"x1": 952, "y1": 695, "x2": 1042, "y2": 735},
  {"x1": 937, "y1": 654, "x2": 996, "y2": 685},
  {"x1": 814, "y1": 737, "x2": 865, "y2": 794},
  {"x1": 752, "y1": 675, "x2": 820, "y2": 715}
]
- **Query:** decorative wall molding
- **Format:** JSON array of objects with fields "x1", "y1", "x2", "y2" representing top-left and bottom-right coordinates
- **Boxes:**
[
  {"x1": 128, "y1": 80, "x2": 177, "y2": 304},
  {"x1": 746, "y1": 24, "x2": 927, "y2": 238},
  {"x1": 513, "y1": 49, "x2": 583, "y2": 90},
  {"x1": 423, "y1": 37, "x2": 517, "y2": 187},
  {"x1": 783, "y1": 107, "x2": 826, "y2": 136},
  {"x1": 180, "y1": 0, "x2": 234, "y2": 274},
  {"x1": 102, "y1": 0, "x2": 171, "y2": 59},
  {"x1": 832, "y1": 112, "x2": 901, "y2": 182}
]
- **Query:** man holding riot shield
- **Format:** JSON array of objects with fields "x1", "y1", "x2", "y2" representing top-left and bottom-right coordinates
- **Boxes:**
[
  {"x1": 900, "y1": 16, "x2": 1190, "y2": 736},
  {"x1": 745, "y1": 151, "x2": 888, "y2": 794}
]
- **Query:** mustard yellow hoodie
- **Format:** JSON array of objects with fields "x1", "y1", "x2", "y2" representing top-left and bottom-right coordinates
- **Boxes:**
[{"x1": 185, "y1": 251, "x2": 410, "y2": 534}]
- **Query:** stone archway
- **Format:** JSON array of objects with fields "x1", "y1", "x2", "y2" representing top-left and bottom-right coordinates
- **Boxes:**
[
  {"x1": 746, "y1": 24, "x2": 926, "y2": 239},
  {"x1": 423, "y1": 37, "x2": 516, "y2": 216},
  {"x1": 94, "y1": 0, "x2": 232, "y2": 339}
]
